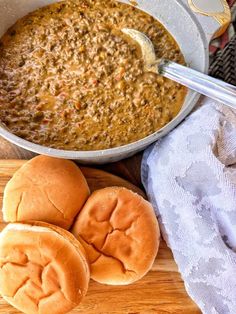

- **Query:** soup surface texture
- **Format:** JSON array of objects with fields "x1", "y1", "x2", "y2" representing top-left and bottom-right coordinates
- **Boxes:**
[{"x1": 0, "y1": 0, "x2": 186, "y2": 150}]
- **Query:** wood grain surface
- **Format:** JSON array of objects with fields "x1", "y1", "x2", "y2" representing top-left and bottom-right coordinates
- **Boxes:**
[{"x1": 0, "y1": 159, "x2": 201, "y2": 314}]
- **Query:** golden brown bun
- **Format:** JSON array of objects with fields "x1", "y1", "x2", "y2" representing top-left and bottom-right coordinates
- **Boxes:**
[
  {"x1": 71, "y1": 187, "x2": 160, "y2": 285},
  {"x1": 0, "y1": 222, "x2": 90, "y2": 314},
  {"x1": 3, "y1": 155, "x2": 90, "y2": 229}
]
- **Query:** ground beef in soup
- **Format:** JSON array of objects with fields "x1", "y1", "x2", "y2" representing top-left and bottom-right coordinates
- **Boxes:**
[{"x1": 0, "y1": 0, "x2": 186, "y2": 151}]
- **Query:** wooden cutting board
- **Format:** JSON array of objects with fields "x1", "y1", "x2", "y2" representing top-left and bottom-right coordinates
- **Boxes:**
[{"x1": 0, "y1": 160, "x2": 201, "y2": 314}]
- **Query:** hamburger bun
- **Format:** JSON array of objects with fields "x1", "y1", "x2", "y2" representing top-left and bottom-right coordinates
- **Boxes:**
[
  {"x1": 3, "y1": 155, "x2": 90, "y2": 229},
  {"x1": 71, "y1": 187, "x2": 160, "y2": 285},
  {"x1": 0, "y1": 222, "x2": 90, "y2": 314}
]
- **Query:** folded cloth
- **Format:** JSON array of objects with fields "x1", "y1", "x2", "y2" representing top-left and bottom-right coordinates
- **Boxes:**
[{"x1": 142, "y1": 99, "x2": 236, "y2": 314}]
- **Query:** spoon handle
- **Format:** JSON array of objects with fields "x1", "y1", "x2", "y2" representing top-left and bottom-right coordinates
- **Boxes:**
[{"x1": 159, "y1": 60, "x2": 236, "y2": 109}]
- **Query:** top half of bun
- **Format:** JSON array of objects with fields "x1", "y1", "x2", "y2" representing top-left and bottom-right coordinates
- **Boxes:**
[
  {"x1": 3, "y1": 155, "x2": 90, "y2": 229},
  {"x1": 72, "y1": 187, "x2": 160, "y2": 285},
  {"x1": 0, "y1": 221, "x2": 90, "y2": 314}
]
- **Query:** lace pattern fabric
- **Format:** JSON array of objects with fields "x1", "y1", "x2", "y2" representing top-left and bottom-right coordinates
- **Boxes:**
[{"x1": 142, "y1": 100, "x2": 236, "y2": 314}]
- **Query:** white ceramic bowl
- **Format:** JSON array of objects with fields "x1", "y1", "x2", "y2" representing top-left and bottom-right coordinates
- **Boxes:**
[{"x1": 0, "y1": 0, "x2": 230, "y2": 163}]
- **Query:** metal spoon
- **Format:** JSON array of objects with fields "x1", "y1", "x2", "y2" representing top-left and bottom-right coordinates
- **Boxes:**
[{"x1": 122, "y1": 28, "x2": 236, "y2": 109}]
